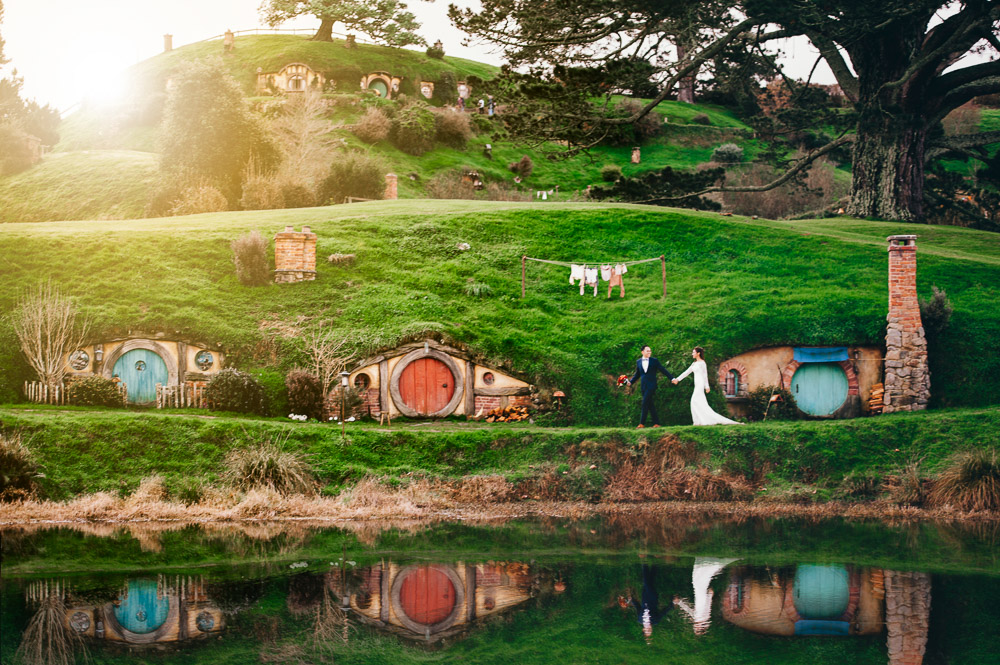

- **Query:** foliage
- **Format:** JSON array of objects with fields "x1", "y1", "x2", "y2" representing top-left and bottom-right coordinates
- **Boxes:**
[
  {"x1": 711, "y1": 143, "x2": 743, "y2": 164},
  {"x1": 744, "y1": 385, "x2": 798, "y2": 422},
  {"x1": 260, "y1": 0, "x2": 425, "y2": 47},
  {"x1": 919, "y1": 286, "x2": 953, "y2": 345},
  {"x1": 433, "y1": 70, "x2": 458, "y2": 106},
  {"x1": 268, "y1": 90, "x2": 335, "y2": 189},
  {"x1": 158, "y1": 59, "x2": 279, "y2": 200},
  {"x1": 231, "y1": 230, "x2": 272, "y2": 286},
  {"x1": 617, "y1": 99, "x2": 662, "y2": 142},
  {"x1": 601, "y1": 164, "x2": 622, "y2": 182},
  {"x1": 352, "y1": 107, "x2": 392, "y2": 143},
  {"x1": 434, "y1": 109, "x2": 473, "y2": 148},
  {"x1": 239, "y1": 170, "x2": 285, "y2": 210},
  {"x1": 928, "y1": 448, "x2": 1000, "y2": 512},
  {"x1": 0, "y1": 122, "x2": 33, "y2": 175},
  {"x1": 281, "y1": 183, "x2": 316, "y2": 208},
  {"x1": 426, "y1": 42, "x2": 445, "y2": 59},
  {"x1": 508, "y1": 155, "x2": 533, "y2": 178},
  {"x1": 589, "y1": 166, "x2": 723, "y2": 210},
  {"x1": 254, "y1": 369, "x2": 290, "y2": 417},
  {"x1": 721, "y1": 159, "x2": 848, "y2": 219},
  {"x1": 169, "y1": 183, "x2": 229, "y2": 216},
  {"x1": 10, "y1": 282, "x2": 89, "y2": 388},
  {"x1": 286, "y1": 370, "x2": 325, "y2": 420},
  {"x1": 223, "y1": 434, "x2": 315, "y2": 495},
  {"x1": 692, "y1": 113, "x2": 711, "y2": 125},
  {"x1": 205, "y1": 368, "x2": 267, "y2": 415},
  {"x1": 390, "y1": 103, "x2": 436, "y2": 155},
  {"x1": 66, "y1": 376, "x2": 123, "y2": 407},
  {"x1": 318, "y1": 150, "x2": 385, "y2": 203},
  {"x1": 0, "y1": 429, "x2": 43, "y2": 501}
]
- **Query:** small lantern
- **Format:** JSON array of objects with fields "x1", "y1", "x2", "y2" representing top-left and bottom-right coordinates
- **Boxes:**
[
  {"x1": 340, "y1": 371, "x2": 350, "y2": 388},
  {"x1": 94, "y1": 345, "x2": 103, "y2": 363}
]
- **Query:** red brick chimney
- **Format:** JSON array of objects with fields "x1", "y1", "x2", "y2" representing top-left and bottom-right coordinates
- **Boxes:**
[
  {"x1": 884, "y1": 235, "x2": 929, "y2": 412},
  {"x1": 384, "y1": 173, "x2": 398, "y2": 200},
  {"x1": 274, "y1": 226, "x2": 317, "y2": 283}
]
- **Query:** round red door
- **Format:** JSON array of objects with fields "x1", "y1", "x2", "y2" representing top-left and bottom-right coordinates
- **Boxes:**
[
  {"x1": 398, "y1": 357, "x2": 455, "y2": 415},
  {"x1": 398, "y1": 566, "x2": 456, "y2": 625}
]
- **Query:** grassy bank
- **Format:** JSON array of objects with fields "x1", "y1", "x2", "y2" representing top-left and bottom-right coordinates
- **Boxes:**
[
  {"x1": 2, "y1": 406, "x2": 998, "y2": 504},
  {"x1": 2, "y1": 202, "x2": 999, "y2": 425}
]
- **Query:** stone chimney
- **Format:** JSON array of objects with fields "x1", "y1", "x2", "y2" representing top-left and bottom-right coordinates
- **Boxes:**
[
  {"x1": 274, "y1": 226, "x2": 317, "y2": 283},
  {"x1": 884, "y1": 570, "x2": 931, "y2": 665},
  {"x1": 384, "y1": 173, "x2": 398, "y2": 200},
  {"x1": 884, "y1": 235, "x2": 930, "y2": 412},
  {"x1": 163, "y1": 34, "x2": 173, "y2": 52}
]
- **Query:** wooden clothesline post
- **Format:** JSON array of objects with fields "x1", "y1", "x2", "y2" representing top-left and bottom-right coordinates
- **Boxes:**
[
  {"x1": 521, "y1": 255, "x2": 526, "y2": 298},
  {"x1": 661, "y1": 255, "x2": 666, "y2": 299}
]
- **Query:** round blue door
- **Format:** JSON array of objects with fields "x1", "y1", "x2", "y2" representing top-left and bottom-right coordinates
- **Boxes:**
[
  {"x1": 790, "y1": 363, "x2": 848, "y2": 416},
  {"x1": 793, "y1": 565, "x2": 849, "y2": 619},
  {"x1": 114, "y1": 579, "x2": 170, "y2": 634},
  {"x1": 113, "y1": 349, "x2": 168, "y2": 404}
]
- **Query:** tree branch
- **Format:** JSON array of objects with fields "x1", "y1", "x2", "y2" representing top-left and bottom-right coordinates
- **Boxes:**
[
  {"x1": 931, "y1": 73, "x2": 1000, "y2": 123},
  {"x1": 803, "y1": 30, "x2": 859, "y2": 103},
  {"x1": 925, "y1": 129, "x2": 1000, "y2": 161}
]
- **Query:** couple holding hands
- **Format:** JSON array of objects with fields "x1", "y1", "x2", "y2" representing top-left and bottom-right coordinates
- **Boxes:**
[{"x1": 625, "y1": 345, "x2": 741, "y2": 427}]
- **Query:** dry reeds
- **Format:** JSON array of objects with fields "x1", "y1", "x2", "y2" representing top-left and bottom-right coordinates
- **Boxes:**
[
  {"x1": 0, "y1": 429, "x2": 43, "y2": 501},
  {"x1": 929, "y1": 448, "x2": 1000, "y2": 513},
  {"x1": 885, "y1": 462, "x2": 928, "y2": 507},
  {"x1": 224, "y1": 436, "x2": 316, "y2": 496}
]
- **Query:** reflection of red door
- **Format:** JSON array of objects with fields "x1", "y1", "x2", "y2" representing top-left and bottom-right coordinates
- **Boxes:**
[
  {"x1": 399, "y1": 358, "x2": 455, "y2": 414},
  {"x1": 399, "y1": 567, "x2": 456, "y2": 625}
]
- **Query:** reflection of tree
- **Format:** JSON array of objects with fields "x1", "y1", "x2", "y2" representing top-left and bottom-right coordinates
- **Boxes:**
[
  {"x1": 16, "y1": 580, "x2": 87, "y2": 665},
  {"x1": 312, "y1": 584, "x2": 351, "y2": 655}
]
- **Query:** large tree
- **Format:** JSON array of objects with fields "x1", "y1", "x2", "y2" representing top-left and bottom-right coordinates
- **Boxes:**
[
  {"x1": 451, "y1": 0, "x2": 1000, "y2": 221},
  {"x1": 260, "y1": 0, "x2": 425, "y2": 47}
]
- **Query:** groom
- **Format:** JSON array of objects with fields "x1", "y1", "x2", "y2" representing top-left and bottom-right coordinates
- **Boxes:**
[{"x1": 626, "y1": 345, "x2": 674, "y2": 428}]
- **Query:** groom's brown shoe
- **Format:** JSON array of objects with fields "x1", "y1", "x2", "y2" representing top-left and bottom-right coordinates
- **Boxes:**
[
  {"x1": 652, "y1": 424, "x2": 660, "y2": 428},
  {"x1": 636, "y1": 424, "x2": 644, "y2": 429}
]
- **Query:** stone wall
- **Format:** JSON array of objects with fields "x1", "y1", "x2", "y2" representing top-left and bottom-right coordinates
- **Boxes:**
[
  {"x1": 884, "y1": 236, "x2": 930, "y2": 412},
  {"x1": 274, "y1": 226, "x2": 317, "y2": 283}
]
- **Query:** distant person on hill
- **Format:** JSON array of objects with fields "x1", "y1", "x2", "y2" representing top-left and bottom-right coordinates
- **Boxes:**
[
  {"x1": 487, "y1": 95, "x2": 495, "y2": 116},
  {"x1": 626, "y1": 345, "x2": 674, "y2": 428},
  {"x1": 672, "y1": 347, "x2": 742, "y2": 426},
  {"x1": 457, "y1": 96, "x2": 465, "y2": 112},
  {"x1": 477, "y1": 98, "x2": 485, "y2": 114}
]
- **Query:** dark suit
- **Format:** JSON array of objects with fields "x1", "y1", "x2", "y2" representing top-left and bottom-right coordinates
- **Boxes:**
[{"x1": 630, "y1": 357, "x2": 674, "y2": 426}]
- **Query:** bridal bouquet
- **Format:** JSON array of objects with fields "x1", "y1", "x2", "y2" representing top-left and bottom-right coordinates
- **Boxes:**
[{"x1": 616, "y1": 374, "x2": 629, "y2": 387}]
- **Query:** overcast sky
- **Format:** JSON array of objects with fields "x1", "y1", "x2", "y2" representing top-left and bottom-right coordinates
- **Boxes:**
[{"x1": 3, "y1": 0, "x2": 840, "y2": 112}]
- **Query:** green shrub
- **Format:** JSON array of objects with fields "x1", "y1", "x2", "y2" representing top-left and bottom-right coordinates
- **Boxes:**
[
  {"x1": 169, "y1": 184, "x2": 229, "y2": 216},
  {"x1": 353, "y1": 107, "x2": 392, "y2": 144},
  {"x1": 712, "y1": 143, "x2": 744, "y2": 164},
  {"x1": 744, "y1": 385, "x2": 798, "y2": 421},
  {"x1": 327, "y1": 64, "x2": 362, "y2": 92},
  {"x1": 692, "y1": 113, "x2": 712, "y2": 125},
  {"x1": 470, "y1": 113, "x2": 493, "y2": 134},
  {"x1": 390, "y1": 103, "x2": 436, "y2": 155},
  {"x1": 172, "y1": 477, "x2": 207, "y2": 505},
  {"x1": 206, "y1": 368, "x2": 267, "y2": 414},
  {"x1": 928, "y1": 448, "x2": 1000, "y2": 512},
  {"x1": 239, "y1": 173, "x2": 284, "y2": 210},
  {"x1": 920, "y1": 285, "x2": 953, "y2": 343},
  {"x1": 224, "y1": 436, "x2": 315, "y2": 495},
  {"x1": 0, "y1": 430, "x2": 44, "y2": 500},
  {"x1": 432, "y1": 70, "x2": 457, "y2": 106},
  {"x1": 426, "y1": 43, "x2": 445, "y2": 59},
  {"x1": 601, "y1": 164, "x2": 622, "y2": 182},
  {"x1": 66, "y1": 376, "x2": 124, "y2": 407},
  {"x1": 434, "y1": 109, "x2": 472, "y2": 148},
  {"x1": 319, "y1": 151, "x2": 385, "y2": 204},
  {"x1": 281, "y1": 183, "x2": 316, "y2": 208},
  {"x1": 508, "y1": 155, "x2": 533, "y2": 178},
  {"x1": 231, "y1": 230, "x2": 271, "y2": 286},
  {"x1": 254, "y1": 369, "x2": 289, "y2": 417},
  {"x1": 286, "y1": 370, "x2": 325, "y2": 420}
]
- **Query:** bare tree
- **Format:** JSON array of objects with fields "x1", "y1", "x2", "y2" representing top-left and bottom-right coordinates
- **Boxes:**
[
  {"x1": 270, "y1": 90, "x2": 337, "y2": 189},
  {"x1": 298, "y1": 324, "x2": 356, "y2": 396},
  {"x1": 11, "y1": 282, "x2": 90, "y2": 388}
]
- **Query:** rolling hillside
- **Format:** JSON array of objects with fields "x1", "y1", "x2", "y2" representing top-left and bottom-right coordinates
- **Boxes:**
[{"x1": 1, "y1": 201, "x2": 997, "y2": 425}]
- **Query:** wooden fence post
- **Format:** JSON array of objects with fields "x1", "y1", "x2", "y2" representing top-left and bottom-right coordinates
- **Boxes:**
[
  {"x1": 521, "y1": 255, "x2": 526, "y2": 298},
  {"x1": 661, "y1": 255, "x2": 666, "y2": 299}
]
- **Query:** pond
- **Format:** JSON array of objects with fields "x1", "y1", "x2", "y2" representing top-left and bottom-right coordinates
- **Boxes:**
[{"x1": 2, "y1": 514, "x2": 998, "y2": 664}]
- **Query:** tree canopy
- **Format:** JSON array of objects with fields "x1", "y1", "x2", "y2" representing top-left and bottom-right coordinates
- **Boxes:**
[
  {"x1": 451, "y1": 0, "x2": 1000, "y2": 221},
  {"x1": 260, "y1": 0, "x2": 425, "y2": 47}
]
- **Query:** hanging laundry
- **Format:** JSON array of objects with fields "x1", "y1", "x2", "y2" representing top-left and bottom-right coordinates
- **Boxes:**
[
  {"x1": 600, "y1": 265, "x2": 612, "y2": 281},
  {"x1": 584, "y1": 267, "x2": 599, "y2": 296},
  {"x1": 608, "y1": 263, "x2": 627, "y2": 298},
  {"x1": 569, "y1": 264, "x2": 585, "y2": 285}
]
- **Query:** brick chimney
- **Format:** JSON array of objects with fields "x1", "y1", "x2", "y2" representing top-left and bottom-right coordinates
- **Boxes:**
[
  {"x1": 384, "y1": 173, "x2": 398, "y2": 200},
  {"x1": 884, "y1": 235, "x2": 930, "y2": 412},
  {"x1": 274, "y1": 226, "x2": 317, "y2": 283},
  {"x1": 163, "y1": 34, "x2": 173, "y2": 52}
]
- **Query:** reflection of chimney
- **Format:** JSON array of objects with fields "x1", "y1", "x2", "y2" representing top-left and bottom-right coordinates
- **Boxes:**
[
  {"x1": 885, "y1": 570, "x2": 931, "y2": 665},
  {"x1": 884, "y1": 235, "x2": 929, "y2": 412},
  {"x1": 163, "y1": 34, "x2": 173, "y2": 52}
]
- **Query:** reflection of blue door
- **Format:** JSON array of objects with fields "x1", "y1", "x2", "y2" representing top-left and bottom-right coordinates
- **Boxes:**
[
  {"x1": 113, "y1": 349, "x2": 168, "y2": 404},
  {"x1": 793, "y1": 565, "x2": 849, "y2": 619},
  {"x1": 791, "y1": 363, "x2": 848, "y2": 416},
  {"x1": 115, "y1": 580, "x2": 170, "y2": 634}
]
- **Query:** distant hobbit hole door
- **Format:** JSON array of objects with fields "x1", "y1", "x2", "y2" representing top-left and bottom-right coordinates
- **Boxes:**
[
  {"x1": 113, "y1": 349, "x2": 168, "y2": 404},
  {"x1": 389, "y1": 349, "x2": 465, "y2": 418},
  {"x1": 369, "y1": 78, "x2": 389, "y2": 97},
  {"x1": 791, "y1": 363, "x2": 848, "y2": 416}
]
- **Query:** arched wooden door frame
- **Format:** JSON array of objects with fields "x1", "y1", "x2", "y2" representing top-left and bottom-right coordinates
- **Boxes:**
[
  {"x1": 102, "y1": 339, "x2": 178, "y2": 386},
  {"x1": 389, "y1": 349, "x2": 465, "y2": 418}
]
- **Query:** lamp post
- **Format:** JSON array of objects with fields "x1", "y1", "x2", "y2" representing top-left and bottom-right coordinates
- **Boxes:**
[{"x1": 340, "y1": 371, "x2": 350, "y2": 436}]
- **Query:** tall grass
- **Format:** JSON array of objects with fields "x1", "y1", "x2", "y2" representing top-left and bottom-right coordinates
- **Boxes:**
[
  {"x1": 0, "y1": 430, "x2": 44, "y2": 501},
  {"x1": 224, "y1": 434, "x2": 316, "y2": 495},
  {"x1": 929, "y1": 449, "x2": 1000, "y2": 512}
]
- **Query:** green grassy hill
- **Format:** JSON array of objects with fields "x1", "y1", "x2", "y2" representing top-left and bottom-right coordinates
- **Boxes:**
[{"x1": 1, "y1": 201, "x2": 998, "y2": 425}]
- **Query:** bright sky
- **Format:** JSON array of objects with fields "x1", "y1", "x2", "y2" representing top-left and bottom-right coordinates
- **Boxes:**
[{"x1": 1, "y1": 0, "x2": 855, "y2": 114}]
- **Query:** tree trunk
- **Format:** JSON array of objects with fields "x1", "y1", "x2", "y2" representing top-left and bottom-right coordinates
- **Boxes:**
[
  {"x1": 311, "y1": 18, "x2": 334, "y2": 42},
  {"x1": 846, "y1": 113, "x2": 927, "y2": 221},
  {"x1": 676, "y1": 42, "x2": 696, "y2": 104}
]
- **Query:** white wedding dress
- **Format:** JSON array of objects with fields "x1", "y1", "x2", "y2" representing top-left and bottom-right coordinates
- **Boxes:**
[{"x1": 675, "y1": 360, "x2": 743, "y2": 426}]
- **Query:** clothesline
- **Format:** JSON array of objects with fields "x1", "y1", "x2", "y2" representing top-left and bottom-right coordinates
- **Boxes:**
[
  {"x1": 520, "y1": 254, "x2": 666, "y2": 299},
  {"x1": 523, "y1": 256, "x2": 663, "y2": 268}
]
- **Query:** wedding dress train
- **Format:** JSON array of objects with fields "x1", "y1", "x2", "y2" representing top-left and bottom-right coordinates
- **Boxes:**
[{"x1": 675, "y1": 360, "x2": 743, "y2": 426}]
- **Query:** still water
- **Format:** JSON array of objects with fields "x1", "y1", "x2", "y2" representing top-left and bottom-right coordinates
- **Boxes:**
[{"x1": 1, "y1": 515, "x2": 998, "y2": 664}]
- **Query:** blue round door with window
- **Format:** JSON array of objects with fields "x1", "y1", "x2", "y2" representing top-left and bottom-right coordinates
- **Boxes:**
[
  {"x1": 114, "y1": 580, "x2": 170, "y2": 634},
  {"x1": 791, "y1": 363, "x2": 848, "y2": 416},
  {"x1": 369, "y1": 78, "x2": 389, "y2": 97},
  {"x1": 113, "y1": 349, "x2": 168, "y2": 404}
]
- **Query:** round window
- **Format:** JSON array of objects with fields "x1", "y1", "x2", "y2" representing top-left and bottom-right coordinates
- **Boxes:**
[
  {"x1": 196, "y1": 611, "x2": 215, "y2": 632},
  {"x1": 354, "y1": 373, "x2": 371, "y2": 390},
  {"x1": 69, "y1": 349, "x2": 90, "y2": 371},
  {"x1": 70, "y1": 611, "x2": 91, "y2": 633},
  {"x1": 482, "y1": 372, "x2": 495, "y2": 386},
  {"x1": 195, "y1": 350, "x2": 214, "y2": 371}
]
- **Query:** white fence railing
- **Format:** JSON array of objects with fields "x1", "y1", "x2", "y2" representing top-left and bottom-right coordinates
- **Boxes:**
[
  {"x1": 155, "y1": 383, "x2": 207, "y2": 409},
  {"x1": 24, "y1": 380, "x2": 128, "y2": 405}
]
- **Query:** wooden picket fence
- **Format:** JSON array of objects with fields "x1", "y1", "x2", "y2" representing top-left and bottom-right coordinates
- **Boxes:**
[
  {"x1": 24, "y1": 380, "x2": 127, "y2": 405},
  {"x1": 155, "y1": 383, "x2": 207, "y2": 409}
]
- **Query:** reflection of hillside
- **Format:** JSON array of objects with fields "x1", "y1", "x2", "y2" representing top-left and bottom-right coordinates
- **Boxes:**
[{"x1": 327, "y1": 560, "x2": 553, "y2": 643}]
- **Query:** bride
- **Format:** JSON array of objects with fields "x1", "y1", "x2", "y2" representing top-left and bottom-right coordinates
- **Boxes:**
[{"x1": 672, "y1": 347, "x2": 743, "y2": 426}]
